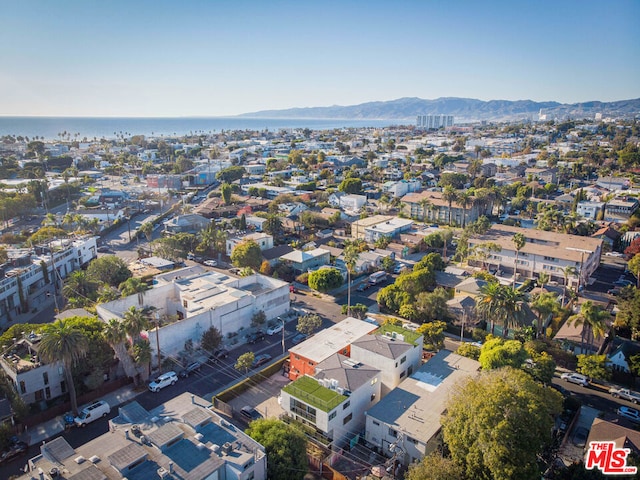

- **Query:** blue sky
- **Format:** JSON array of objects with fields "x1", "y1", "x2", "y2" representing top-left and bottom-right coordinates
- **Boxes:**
[{"x1": 0, "y1": 0, "x2": 638, "y2": 117}]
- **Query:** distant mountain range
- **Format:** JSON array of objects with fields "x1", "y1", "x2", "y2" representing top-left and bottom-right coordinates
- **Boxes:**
[{"x1": 239, "y1": 97, "x2": 640, "y2": 122}]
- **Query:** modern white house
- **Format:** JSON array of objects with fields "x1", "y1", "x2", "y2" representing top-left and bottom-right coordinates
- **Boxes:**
[
  {"x1": 576, "y1": 201, "x2": 604, "y2": 220},
  {"x1": 365, "y1": 351, "x2": 480, "y2": 466},
  {"x1": 96, "y1": 269, "x2": 290, "y2": 360},
  {"x1": 382, "y1": 179, "x2": 421, "y2": 198}
]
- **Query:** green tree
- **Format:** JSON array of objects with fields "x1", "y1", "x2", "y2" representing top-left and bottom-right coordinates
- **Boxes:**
[
  {"x1": 296, "y1": 313, "x2": 322, "y2": 335},
  {"x1": 478, "y1": 337, "x2": 528, "y2": 370},
  {"x1": 245, "y1": 418, "x2": 308, "y2": 480},
  {"x1": 87, "y1": 255, "x2": 132, "y2": 287},
  {"x1": 118, "y1": 277, "x2": 149, "y2": 297},
  {"x1": 235, "y1": 352, "x2": 255, "y2": 374},
  {"x1": 577, "y1": 354, "x2": 611, "y2": 381},
  {"x1": 103, "y1": 318, "x2": 139, "y2": 384},
  {"x1": 338, "y1": 177, "x2": 363, "y2": 194},
  {"x1": 417, "y1": 320, "x2": 447, "y2": 351},
  {"x1": 307, "y1": 268, "x2": 343, "y2": 293},
  {"x1": 251, "y1": 310, "x2": 267, "y2": 327},
  {"x1": 343, "y1": 241, "x2": 360, "y2": 316},
  {"x1": 568, "y1": 301, "x2": 610, "y2": 353},
  {"x1": 442, "y1": 368, "x2": 563, "y2": 480},
  {"x1": 123, "y1": 306, "x2": 149, "y2": 342},
  {"x1": 627, "y1": 254, "x2": 640, "y2": 289},
  {"x1": 221, "y1": 183, "x2": 232, "y2": 205},
  {"x1": 63, "y1": 270, "x2": 99, "y2": 306},
  {"x1": 476, "y1": 282, "x2": 526, "y2": 337},
  {"x1": 341, "y1": 303, "x2": 368, "y2": 319},
  {"x1": 38, "y1": 319, "x2": 89, "y2": 415},
  {"x1": 415, "y1": 288, "x2": 450, "y2": 322},
  {"x1": 406, "y1": 453, "x2": 465, "y2": 480},
  {"x1": 456, "y1": 342, "x2": 481, "y2": 360},
  {"x1": 216, "y1": 165, "x2": 245, "y2": 183},
  {"x1": 139, "y1": 222, "x2": 154, "y2": 242},
  {"x1": 201, "y1": 326, "x2": 222, "y2": 353},
  {"x1": 530, "y1": 291, "x2": 560, "y2": 338},
  {"x1": 231, "y1": 240, "x2": 263, "y2": 269},
  {"x1": 442, "y1": 185, "x2": 458, "y2": 226}
]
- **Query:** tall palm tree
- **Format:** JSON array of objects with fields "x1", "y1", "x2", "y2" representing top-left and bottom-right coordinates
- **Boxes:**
[
  {"x1": 568, "y1": 301, "x2": 610, "y2": 354},
  {"x1": 418, "y1": 198, "x2": 431, "y2": 222},
  {"x1": 63, "y1": 270, "x2": 98, "y2": 303},
  {"x1": 512, "y1": 233, "x2": 526, "y2": 288},
  {"x1": 102, "y1": 319, "x2": 140, "y2": 385},
  {"x1": 343, "y1": 242, "x2": 360, "y2": 317},
  {"x1": 530, "y1": 291, "x2": 558, "y2": 338},
  {"x1": 457, "y1": 191, "x2": 473, "y2": 228},
  {"x1": 560, "y1": 266, "x2": 577, "y2": 306},
  {"x1": 118, "y1": 277, "x2": 149, "y2": 298},
  {"x1": 442, "y1": 185, "x2": 458, "y2": 226},
  {"x1": 477, "y1": 282, "x2": 526, "y2": 337},
  {"x1": 38, "y1": 320, "x2": 88, "y2": 415},
  {"x1": 131, "y1": 339, "x2": 152, "y2": 381}
]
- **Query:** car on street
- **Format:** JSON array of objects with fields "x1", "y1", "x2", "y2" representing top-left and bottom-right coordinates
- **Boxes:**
[
  {"x1": 617, "y1": 406, "x2": 640, "y2": 423},
  {"x1": 74, "y1": 400, "x2": 111, "y2": 427},
  {"x1": 179, "y1": 361, "x2": 202, "y2": 378},
  {"x1": 203, "y1": 260, "x2": 217, "y2": 267},
  {"x1": 148, "y1": 371, "x2": 178, "y2": 392},
  {"x1": 609, "y1": 387, "x2": 640, "y2": 403},
  {"x1": 0, "y1": 439, "x2": 28, "y2": 464},
  {"x1": 240, "y1": 406, "x2": 262, "y2": 421},
  {"x1": 292, "y1": 333, "x2": 307, "y2": 344},
  {"x1": 356, "y1": 282, "x2": 371, "y2": 292},
  {"x1": 246, "y1": 331, "x2": 265, "y2": 344},
  {"x1": 252, "y1": 353, "x2": 272, "y2": 368},
  {"x1": 266, "y1": 323, "x2": 284, "y2": 335},
  {"x1": 560, "y1": 372, "x2": 589, "y2": 387},
  {"x1": 208, "y1": 348, "x2": 229, "y2": 362},
  {"x1": 97, "y1": 246, "x2": 111, "y2": 253}
]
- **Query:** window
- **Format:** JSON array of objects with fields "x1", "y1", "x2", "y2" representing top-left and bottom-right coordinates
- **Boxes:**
[
  {"x1": 389, "y1": 428, "x2": 397, "y2": 438},
  {"x1": 329, "y1": 411, "x2": 337, "y2": 421},
  {"x1": 343, "y1": 413, "x2": 352, "y2": 425},
  {"x1": 400, "y1": 356, "x2": 407, "y2": 364},
  {"x1": 400, "y1": 370, "x2": 406, "y2": 378},
  {"x1": 373, "y1": 420, "x2": 380, "y2": 426},
  {"x1": 43, "y1": 372, "x2": 49, "y2": 385},
  {"x1": 183, "y1": 300, "x2": 188, "y2": 308},
  {"x1": 343, "y1": 401, "x2": 350, "y2": 410},
  {"x1": 20, "y1": 381, "x2": 26, "y2": 394},
  {"x1": 371, "y1": 393, "x2": 376, "y2": 402},
  {"x1": 45, "y1": 387, "x2": 51, "y2": 399},
  {"x1": 35, "y1": 389, "x2": 43, "y2": 401}
]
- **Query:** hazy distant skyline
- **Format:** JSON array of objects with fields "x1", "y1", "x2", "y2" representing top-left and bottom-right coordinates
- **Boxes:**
[{"x1": 1, "y1": 0, "x2": 638, "y2": 117}]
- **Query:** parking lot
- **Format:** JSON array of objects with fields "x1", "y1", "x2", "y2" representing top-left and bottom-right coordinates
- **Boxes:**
[{"x1": 226, "y1": 371, "x2": 290, "y2": 424}]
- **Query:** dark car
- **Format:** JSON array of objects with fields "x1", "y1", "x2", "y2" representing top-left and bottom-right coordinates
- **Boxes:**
[
  {"x1": 356, "y1": 282, "x2": 371, "y2": 292},
  {"x1": 0, "y1": 440, "x2": 28, "y2": 464},
  {"x1": 179, "y1": 361, "x2": 202, "y2": 378},
  {"x1": 252, "y1": 353, "x2": 272, "y2": 368},
  {"x1": 292, "y1": 333, "x2": 307, "y2": 345},
  {"x1": 97, "y1": 246, "x2": 111, "y2": 253},
  {"x1": 240, "y1": 405, "x2": 262, "y2": 421},
  {"x1": 209, "y1": 348, "x2": 229, "y2": 362},
  {"x1": 247, "y1": 331, "x2": 265, "y2": 344}
]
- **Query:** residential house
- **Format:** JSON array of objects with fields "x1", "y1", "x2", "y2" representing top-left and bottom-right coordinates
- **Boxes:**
[
  {"x1": 350, "y1": 215, "x2": 413, "y2": 243},
  {"x1": 281, "y1": 354, "x2": 381, "y2": 445},
  {"x1": 279, "y1": 248, "x2": 330, "y2": 275},
  {"x1": 554, "y1": 308, "x2": 611, "y2": 355},
  {"x1": 163, "y1": 213, "x2": 210, "y2": 235},
  {"x1": 402, "y1": 191, "x2": 482, "y2": 226},
  {"x1": 604, "y1": 197, "x2": 639, "y2": 223},
  {"x1": 226, "y1": 232, "x2": 274, "y2": 256},
  {"x1": 596, "y1": 176, "x2": 631, "y2": 191},
  {"x1": 591, "y1": 224, "x2": 621, "y2": 250},
  {"x1": 262, "y1": 244, "x2": 294, "y2": 267},
  {"x1": 525, "y1": 167, "x2": 557, "y2": 184},
  {"x1": 287, "y1": 317, "x2": 379, "y2": 381},
  {"x1": 365, "y1": 350, "x2": 480, "y2": 466},
  {"x1": 146, "y1": 174, "x2": 183, "y2": 190},
  {"x1": 97, "y1": 269, "x2": 290, "y2": 360},
  {"x1": 607, "y1": 340, "x2": 640, "y2": 373},
  {"x1": 245, "y1": 215, "x2": 267, "y2": 232},
  {"x1": 586, "y1": 417, "x2": 640, "y2": 456},
  {"x1": 467, "y1": 224, "x2": 603, "y2": 287},
  {"x1": 350, "y1": 324, "x2": 424, "y2": 396},
  {"x1": 382, "y1": 179, "x2": 421, "y2": 199},
  {"x1": 576, "y1": 201, "x2": 604, "y2": 220},
  {"x1": 278, "y1": 202, "x2": 309, "y2": 217},
  {"x1": 20, "y1": 392, "x2": 267, "y2": 480}
]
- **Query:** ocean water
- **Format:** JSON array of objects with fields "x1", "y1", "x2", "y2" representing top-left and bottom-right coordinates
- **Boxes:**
[{"x1": 0, "y1": 116, "x2": 402, "y2": 141}]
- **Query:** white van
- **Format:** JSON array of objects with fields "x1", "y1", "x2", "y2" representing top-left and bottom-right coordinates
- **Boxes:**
[{"x1": 74, "y1": 400, "x2": 111, "y2": 427}]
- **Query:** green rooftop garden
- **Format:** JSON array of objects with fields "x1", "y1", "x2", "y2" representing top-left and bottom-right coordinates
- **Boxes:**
[
  {"x1": 283, "y1": 375, "x2": 347, "y2": 412},
  {"x1": 376, "y1": 323, "x2": 422, "y2": 345}
]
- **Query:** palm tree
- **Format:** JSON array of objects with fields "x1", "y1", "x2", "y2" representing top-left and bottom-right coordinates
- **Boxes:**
[
  {"x1": 38, "y1": 320, "x2": 88, "y2": 415},
  {"x1": 131, "y1": 339, "x2": 152, "y2": 381},
  {"x1": 537, "y1": 272, "x2": 550, "y2": 291},
  {"x1": 568, "y1": 301, "x2": 610, "y2": 354},
  {"x1": 457, "y1": 191, "x2": 473, "y2": 228},
  {"x1": 103, "y1": 319, "x2": 140, "y2": 385},
  {"x1": 477, "y1": 282, "x2": 526, "y2": 337},
  {"x1": 118, "y1": 277, "x2": 149, "y2": 298},
  {"x1": 418, "y1": 198, "x2": 431, "y2": 222},
  {"x1": 343, "y1": 242, "x2": 360, "y2": 317},
  {"x1": 140, "y1": 222, "x2": 154, "y2": 242},
  {"x1": 123, "y1": 306, "x2": 149, "y2": 343},
  {"x1": 442, "y1": 185, "x2": 458, "y2": 226},
  {"x1": 63, "y1": 270, "x2": 98, "y2": 303},
  {"x1": 530, "y1": 291, "x2": 558, "y2": 338},
  {"x1": 512, "y1": 233, "x2": 526, "y2": 288}
]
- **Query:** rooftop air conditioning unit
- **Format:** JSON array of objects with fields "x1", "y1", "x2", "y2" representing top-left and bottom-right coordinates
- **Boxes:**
[{"x1": 157, "y1": 467, "x2": 169, "y2": 479}]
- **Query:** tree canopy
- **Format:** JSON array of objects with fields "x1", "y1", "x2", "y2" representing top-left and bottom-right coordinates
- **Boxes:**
[
  {"x1": 307, "y1": 268, "x2": 343, "y2": 292},
  {"x1": 87, "y1": 255, "x2": 132, "y2": 287},
  {"x1": 230, "y1": 240, "x2": 263, "y2": 269}
]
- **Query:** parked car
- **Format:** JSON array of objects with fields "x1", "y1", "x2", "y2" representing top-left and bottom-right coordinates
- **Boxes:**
[
  {"x1": 240, "y1": 405, "x2": 262, "y2": 421},
  {"x1": 292, "y1": 333, "x2": 307, "y2": 344},
  {"x1": 605, "y1": 252, "x2": 624, "y2": 257},
  {"x1": 149, "y1": 371, "x2": 178, "y2": 392},
  {"x1": 608, "y1": 287, "x2": 622, "y2": 296},
  {"x1": 0, "y1": 440, "x2": 28, "y2": 464},
  {"x1": 266, "y1": 323, "x2": 284, "y2": 336},
  {"x1": 252, "y1": 353, "x2": 272, "y2": 368},
  {"x1": 74, "y1": 400, "x2": 111, "y2": 427},
  {"x1": 179, "y1": 361, "x2": 202, "y2": 378},
  {"x1": 356, "y1": 282, "x2": 371, "y2": 292},
  {"x1": 209, "y1": 348, "x2": 229, "y2": 362},
  {"x1": 617, "y1": 406, "x2": 640, "y2": 423},
  {"x1": 614, "y1": 279, "x2": 634, "y2": 287},
  {"x1": 560, "y1": 372, "x2": 589, "y2": 387},
  {"x1": 203, "y1": 260, "x2": 217, "y2": 267},
  {"x1": 609, "y1": 387, "x2": 640, "y2": 404},
  {"x1": 246, "y1": 331, "x2": 265, "y2": 344}
]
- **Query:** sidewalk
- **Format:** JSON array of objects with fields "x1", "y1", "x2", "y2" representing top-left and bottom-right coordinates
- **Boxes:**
[{"x1": 22, "y1": 384, "x2": 141, "y2": 446}]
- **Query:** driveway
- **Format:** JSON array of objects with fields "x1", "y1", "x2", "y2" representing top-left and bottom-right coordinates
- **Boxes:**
[{"x1": 227, "y1": 371, "x2": 291, "y2": 421}]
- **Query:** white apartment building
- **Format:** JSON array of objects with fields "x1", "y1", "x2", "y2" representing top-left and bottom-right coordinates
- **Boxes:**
[
  {"x1": 416, "y1": 115, "x2": 454, "y2": 129},
  {"x1": 382, "y1": 179, "x2": 422, "y2": 198},
  {"x1": 365, "y1": 351, "x2": 480, "y2": 466},
  {"x1": 467, "y1": 225, "x2": 603, "y2": 286},
  {"x1": 97, "y1": 269, "x2": 290, "y2": 359},
  {"x1": 576, "y1": 201, "x2": 604, "y2": 220},
  {"x1": 0, "y1": 236, "x2": 97, "y2": 324}
]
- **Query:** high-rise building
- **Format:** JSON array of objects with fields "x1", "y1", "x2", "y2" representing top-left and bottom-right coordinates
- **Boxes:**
[{"x1": 416, "y1": 114, "x2": 454, "y2": 129}]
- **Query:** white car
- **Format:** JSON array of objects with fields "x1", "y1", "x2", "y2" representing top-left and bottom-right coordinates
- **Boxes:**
[
  {"x1": 203, "y1": 260, "x2": 217, "y2": 267},
  {"x1": 149, "y1": 371, "x2": 178, "y2": 392},
  {"x1": 266, "y1": 323, "x2": 284, "y2": 335},
  {"x1": 560, "y1": 372, "x2": 589, "y2": 387},
  {"x1": 605, "y1": 252, "x2": 624, "y2": 257}
]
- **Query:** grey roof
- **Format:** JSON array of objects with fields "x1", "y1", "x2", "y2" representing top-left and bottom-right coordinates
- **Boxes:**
[
  {"x1": 262, "y1": 244, "x2": 294, "y2": 260},
  {"x1": 118, "y1": 401, "x2": 150, "y2": 425},
  {"x1": 108, "y1": 443, "x2": 148, "y2": 471},
  {"x1": 182, "y1": 407, "x2": 212, "y2": 429},
  {"x1": 351, "y1": 334, "x2": 412, "y2": 359},
  {"x1": 42, "y1": 436, "x2": 76, "y2": 463},
  {"x1": 68, "y1": 465, "x2": 107, "y2": 480},
  {"x1": 315, "y1": 353, "x2": 380, "y2": 391},
  {"x1": 147, "y1": 422, "x2": 184, "y2": 449},
  {"x1": 366, "y1": 350, "x2": 479, "y2": 443}
]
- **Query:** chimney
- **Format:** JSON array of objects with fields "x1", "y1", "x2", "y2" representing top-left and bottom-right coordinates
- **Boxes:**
[
  {"x1": 191, "y1": 394, "x2": 195, "y2": 404},
  {"x1": 169, "y1": 462, "x2": 174, "y2": 473},
  {"x1": 125, "y1": 429, "x2": 129, "y2": 439},
  {"x1": 38, "y1": 468, "x2": 44, "y2": 480}
]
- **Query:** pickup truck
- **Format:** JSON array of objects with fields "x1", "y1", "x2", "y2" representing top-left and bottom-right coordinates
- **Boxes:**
[{"x1": 609, "y1": 387, "x2": 640, "y2": 404}]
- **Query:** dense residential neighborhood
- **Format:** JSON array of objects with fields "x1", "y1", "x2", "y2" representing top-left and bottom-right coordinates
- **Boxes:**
[{"x1": 1, "y1": 116, "x2": 640, "y2": 479}]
